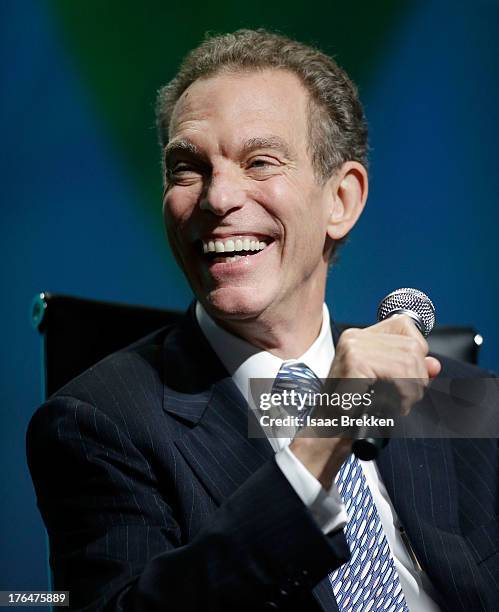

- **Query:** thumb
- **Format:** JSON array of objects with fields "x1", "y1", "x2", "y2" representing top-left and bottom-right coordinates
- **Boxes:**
[{"x1": 425, "y1": 356, "x2": 441, "y2": 379}]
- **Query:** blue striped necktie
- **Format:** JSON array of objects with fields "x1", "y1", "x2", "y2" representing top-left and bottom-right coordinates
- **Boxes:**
[
  {"x1": 330, "y1": 454, "x2": 409, "y2": 611},
  {"x1": 272, "y1": 361, "x2": 321, "y2": 419},
  {"x1": 273, "y1": 361, "x2": 409, "y2": 611}
]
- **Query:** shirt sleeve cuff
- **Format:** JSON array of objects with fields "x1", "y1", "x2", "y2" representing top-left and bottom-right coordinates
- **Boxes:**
[{"x1": 275, "y1": 444, "x2": 348, "y2": 534}]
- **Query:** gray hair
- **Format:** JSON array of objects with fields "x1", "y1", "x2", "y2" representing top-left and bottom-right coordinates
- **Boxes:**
[{"x1": 156, "y1": 29, "x2": 368, "y2": 183}]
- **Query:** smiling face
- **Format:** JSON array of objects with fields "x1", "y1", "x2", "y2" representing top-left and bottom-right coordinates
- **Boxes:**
[{"x1": 162, "y1": 68, "x2": 340, "y2": 327}]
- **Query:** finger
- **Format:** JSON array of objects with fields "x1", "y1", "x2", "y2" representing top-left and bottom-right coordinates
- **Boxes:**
[
  {"x1": 425, "y1": 356, "x2": 441, "y2": 379},
  {"x1": 369, "y1": 315, "x2": 429, "y2": 352}
]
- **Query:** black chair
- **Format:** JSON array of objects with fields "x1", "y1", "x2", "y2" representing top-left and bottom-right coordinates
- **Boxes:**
[{"x1": 31, "y1": 292, "x2": 484, "y2": 399}]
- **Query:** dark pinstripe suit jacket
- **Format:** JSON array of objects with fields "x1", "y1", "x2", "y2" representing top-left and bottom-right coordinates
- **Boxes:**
[{"x1": 27, "y1": 306, "x2": 499, "y2": 611}]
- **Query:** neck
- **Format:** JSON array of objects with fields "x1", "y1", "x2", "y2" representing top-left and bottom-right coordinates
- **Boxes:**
[{"x1": 211, "y1": 292, "x2": 325, "y2": 360}]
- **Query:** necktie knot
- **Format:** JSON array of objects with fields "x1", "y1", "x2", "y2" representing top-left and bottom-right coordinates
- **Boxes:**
[
  {"x1": 272, "y1": 361, "x2": 323, "y2": 396},
  {"x1": 268, "y1": 361, "x2": 322, "y2": 437}
]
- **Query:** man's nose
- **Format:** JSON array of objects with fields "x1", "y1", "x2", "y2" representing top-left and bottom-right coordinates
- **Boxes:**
[{"x1": 199, "y1": 168, "x2": 245, "y2": 216}]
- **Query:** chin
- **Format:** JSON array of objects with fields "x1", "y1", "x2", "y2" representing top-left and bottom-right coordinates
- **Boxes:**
[{"x1": 201, "y1": 286, "x2": 270, "y2": 321}]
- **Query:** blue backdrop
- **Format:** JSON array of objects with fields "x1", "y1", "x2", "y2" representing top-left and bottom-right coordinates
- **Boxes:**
[{"x1": 1, "y1": 0, "x2": 498, "y2": 601}]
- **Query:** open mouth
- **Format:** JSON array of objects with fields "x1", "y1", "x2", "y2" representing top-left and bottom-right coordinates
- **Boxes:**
[{"x1": 200, "y1": 236, "x2": 273, "y2": 264}]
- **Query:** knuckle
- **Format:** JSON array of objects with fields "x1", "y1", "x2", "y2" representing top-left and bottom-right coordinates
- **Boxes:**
[
  {"x1": 390, "y1": 314, "x2": 411, "y2": 330},
  {"x1": 382, "y1": 314, "x2": 414, "y2": 337},
  {"x1": 340, "y1": 328, "x2": 360, "y2": 343},
  {"x1": 338, "y1": 331, "x2": 360, "y2": 356},
  {"x1": 379, "y1": 317, "x2": 396, "y2": 332},
  {"x1": 399, "y1": 315, "x2": 420, "y2": 337}
]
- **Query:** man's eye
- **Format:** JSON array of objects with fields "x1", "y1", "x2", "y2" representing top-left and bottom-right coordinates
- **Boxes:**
[
  {"x1": 248, "y1": 157, "x2": 279, "y2": 170},
  {"x1": 172, "y1": 163, "x2": 196, "y2": 173},
  {"x1": 166, "y1": 163, "x2": 202, "y2": 184}
]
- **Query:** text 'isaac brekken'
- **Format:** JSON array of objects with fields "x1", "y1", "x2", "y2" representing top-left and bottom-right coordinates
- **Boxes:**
[{"x1": 259, "y1": 415, "x2": 395, "y2": 428}]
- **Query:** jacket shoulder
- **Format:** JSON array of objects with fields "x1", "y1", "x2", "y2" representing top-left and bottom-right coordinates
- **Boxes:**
[
  {"x1": 28, "y1": 326, "x2": 177, "y2": 447},
  {"x1": 52, "y1": 326, "x2": 170, "y2": 403}
]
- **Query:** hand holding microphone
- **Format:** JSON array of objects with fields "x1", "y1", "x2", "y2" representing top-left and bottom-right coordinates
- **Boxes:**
[
  {"x1": 344, "y1": 288, "x2": 440, "y2": 459},
  {"x1": 290, "y1": 288, "x2": 441, "y2": 488}
]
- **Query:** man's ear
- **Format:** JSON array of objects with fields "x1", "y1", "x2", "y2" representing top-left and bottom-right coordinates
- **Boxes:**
[{"x1": 326, "y1": 161, "x2": 368, "y2": 240}]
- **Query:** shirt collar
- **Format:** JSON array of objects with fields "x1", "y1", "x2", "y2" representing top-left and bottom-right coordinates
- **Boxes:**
[{"x1": 195, "y1": 301, "x2": 335, "y2": 400}]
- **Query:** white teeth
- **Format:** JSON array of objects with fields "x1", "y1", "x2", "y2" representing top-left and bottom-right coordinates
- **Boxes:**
[{"x1": 202, "y1": 236, "x2": 270, "y2": 254}]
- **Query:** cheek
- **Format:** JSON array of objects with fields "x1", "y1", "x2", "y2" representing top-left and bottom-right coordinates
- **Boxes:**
[
  {"x1": 253, "y1": 178, "x2": 300, "y2": 224},
  {"x1": 258, "y1": 177, "x2": 325, "y2": 236},
  {"x1": 163, "y1": 188, "x2": 198, "y2": 230},
  {"x1": 162, "y1": 194, "x2": 193, "y2": 270}
]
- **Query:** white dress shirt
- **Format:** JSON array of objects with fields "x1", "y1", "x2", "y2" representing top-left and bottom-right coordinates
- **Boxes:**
[{"x1": 196, "y1": 301, "x2": 440, "y2": 612}]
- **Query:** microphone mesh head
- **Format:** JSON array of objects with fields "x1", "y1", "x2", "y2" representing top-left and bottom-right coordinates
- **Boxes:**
[{"x1": 377, "y1": 288, "x2": 436, "y2": 337}]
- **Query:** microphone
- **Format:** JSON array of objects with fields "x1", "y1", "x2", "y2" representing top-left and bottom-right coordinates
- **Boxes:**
[{"x1": 351, "y1": 288, "x2": 436, "y2": 461}]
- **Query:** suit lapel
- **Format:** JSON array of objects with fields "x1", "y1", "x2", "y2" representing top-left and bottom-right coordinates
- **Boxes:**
[{"x1": 162, "y1": 304, "x2": 273, "y2": 506}]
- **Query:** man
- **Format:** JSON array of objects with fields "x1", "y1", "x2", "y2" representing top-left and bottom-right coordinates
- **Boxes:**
[{"x1": 27, "y1": 30, "x2": 498, "y2": 611}]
